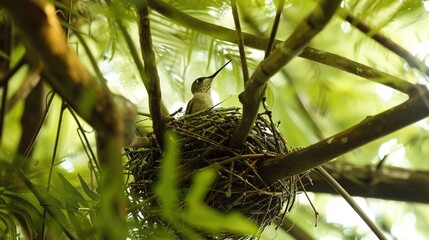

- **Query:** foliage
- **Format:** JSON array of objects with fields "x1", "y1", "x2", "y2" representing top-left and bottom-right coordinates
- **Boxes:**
[{"x1": 0, "y1": 0, "x2": 428, "y2": 239}]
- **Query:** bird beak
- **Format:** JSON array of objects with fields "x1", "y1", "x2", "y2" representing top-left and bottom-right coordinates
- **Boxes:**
[{"x1": 208, "y1": 60, "x2": 231, "y2": 79}]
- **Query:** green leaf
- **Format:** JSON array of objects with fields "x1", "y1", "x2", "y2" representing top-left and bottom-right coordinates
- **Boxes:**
[
  {"x1": 181, "y1": 168, "x2": 258, "y2": 236},
  {"x1": 58, "y1": 172, "x2": 89, "y2": 208},
  {"x1": 181, "y1": 205, "x2": 257, "y2": 236},
  {"x1": 185, "y1": 168, "x2": 217, "y2": 206},
  {"x1": 154, "y1": 133, "x2": 180, "y2": 217},
  {"x1": 78, "y1": 174, "x2": 100, "y2": 201},
  {"x1": 18, "y1": 171, "x2": 76, "y2": 239}
]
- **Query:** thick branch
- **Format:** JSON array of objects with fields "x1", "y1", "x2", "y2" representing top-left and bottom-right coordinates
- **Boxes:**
[
  {"x1": 258, "y1": 86, "x2": 429, "y2": 181},
  {"x1": 230, "y1": 0, "x2": 341, "y2": 147},
  {"x1": 305, "y1": 162, "x2": 429, "y2": 204},
  {"x1": 138, "y1": 0, "x2": 165, "y2": 147}
]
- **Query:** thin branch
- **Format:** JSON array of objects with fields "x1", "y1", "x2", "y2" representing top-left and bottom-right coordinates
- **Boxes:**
[
  {"x1": 66, "y1": 104, "x2": 100, "y2": 174},
  {"x1": 258, "y1": 86, "x2": 429, "y2": 181},
  {"x1": 115, "y1": 16, "x2": 169, "y2": 117},
  {"x1": 138, "y1": 0, "x2": 165, "y2": 147},
  {"x1": 264, "y1": 0, "x2": 285, "y2": 59},
  {"x1": 231, "y1": 0, "x2": 249, "y2": 83},
  {"x1": 46, "y1": 101, "x2": 66, "y2": 193},
  {"x1": 300, "y1": 47, "x2": 417, "y2": 95},
  {"x1": 230, "y1": 0, "x2": 342, "y2": 147},
  {"x1": 315, "y1": 167, "x2": 387, "y2": 240},
  {"x1": 73, "y1": 30, "x2": 108, "y2": 86},
  {"x1": 343, "y1": 12, "x2": 429, "y2": 77}
]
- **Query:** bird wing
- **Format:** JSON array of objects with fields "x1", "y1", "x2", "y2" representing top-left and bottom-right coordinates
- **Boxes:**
[{"x1": 185, "y1": 99, "x2": 193, "y2": 115}]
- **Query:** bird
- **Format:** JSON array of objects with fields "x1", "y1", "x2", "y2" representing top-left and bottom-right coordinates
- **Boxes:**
[{"x1": 185, "y1": 60, "x2": 231, "y2": 114}]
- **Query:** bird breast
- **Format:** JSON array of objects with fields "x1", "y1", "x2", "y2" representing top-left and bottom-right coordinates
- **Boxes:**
[{"x1": 186, "y1": 92, "x2": 213, "y2": 114}]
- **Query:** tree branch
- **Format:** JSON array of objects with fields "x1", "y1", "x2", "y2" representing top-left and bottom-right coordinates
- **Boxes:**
[
  {"x1": 264, "y1": 0, "x2": 285, "y2": 59},
  {"x1": 138, "y1": 0, "x2": 165, "y2": 147},
  {"x1": 229, "y1": 0, "x2": 342, "y2": 147},
  {"x1": 315, "y1": 166, "x2": 387, "y2": 240},
  {"x1": 300, "y1": 47, "x2": 417, "y2": 95},
  {"x1": 305, "y1": 162, "x2": 429, "y2": 204},
  {"x1": 0, "y1": 0, "x2": 135, "y2": 238},
  {"x1": 231, "y1": 0, "x2": 249, "y2": 83},
  {"x1": 258, "y1": 85, "x2": 429, "y2": 181}
]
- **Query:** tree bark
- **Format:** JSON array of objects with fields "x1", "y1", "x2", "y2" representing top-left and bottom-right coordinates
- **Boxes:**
[{"x1": 258, "y1": 88, "x2": 429, "y2": 181}]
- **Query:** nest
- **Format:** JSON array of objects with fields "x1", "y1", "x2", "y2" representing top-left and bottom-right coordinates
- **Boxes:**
[{"x1": 126, "y1": 107, "x2": 297, "y2": 238}]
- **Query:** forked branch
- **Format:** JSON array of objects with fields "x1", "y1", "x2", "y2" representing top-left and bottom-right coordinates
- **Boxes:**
[{"x1": 229, "y1": 0, "x2": 342, "y2": 147}]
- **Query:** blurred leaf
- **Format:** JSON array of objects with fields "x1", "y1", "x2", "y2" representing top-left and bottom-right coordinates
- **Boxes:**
[
  {"x1": 185, "y1": 168, "x2": 216, "y2": 206},
  {"x1": 154, "y1": 133, "x2": 180, "y2": 217},
  {"x1": 0, "y1": 201, "x2": 38, "y2": 239},
  {"x1": 0, "y1": 211, "x2": 17, "y2": 239},
  {"x1": 181, "y1": 168, "x2": 258, "y2": 236},
  {"x1": 18, "y1": 171, "x2": 75, "y2": 238},
  {"x1": 78, "y1": 174, "x2": 100, "y2": 201},
  {"x1": 58, "y1": 172, "x2": 89, "y2": 208}
]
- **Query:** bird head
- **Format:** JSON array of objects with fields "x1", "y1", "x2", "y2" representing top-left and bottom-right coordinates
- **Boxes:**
[{"x1": 190, "y1": 60, "x2": 231, "y2": 94}]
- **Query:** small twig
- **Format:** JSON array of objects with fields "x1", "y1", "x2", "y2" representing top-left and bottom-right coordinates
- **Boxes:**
[
  {"x1": 73, "y1": 30, "x2": 108, "y2": 85},
  {"x1": 298, "y1": 177, "x2": 319, "y2": 227},
  {"x1": 202, "y1": 153, "x2": 275, "y2": 171},
  {"x1": 315, "y1": 166, "x2": 387, "y2": 240},
  {"x1": 6, "y1": 65, "x2": 42, "y2": 112},
  {"x1": 231, "y1": 0, "x2": 249, "y2": 84},
  {"x1": 261, "y1": 97, "x2": 283, "y2": 154},
  {"x1": 46, "y1": 101, "x2": 66, "y2": 193},
  {"x1": 126, "y1": 195, "x2": 157, "y2": 213},
  {"x1": 67, "y1": 105, "x2": 100, "y2": 175}
]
